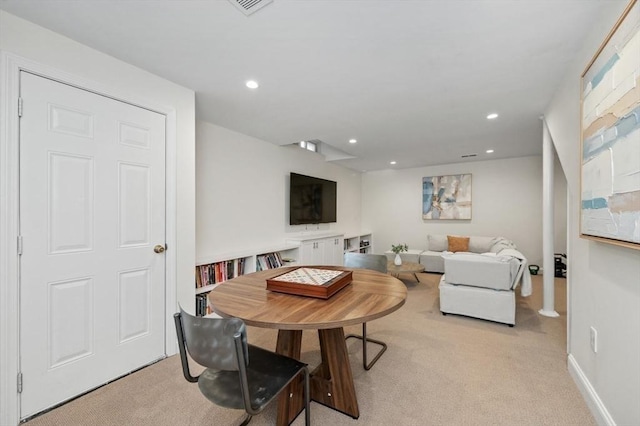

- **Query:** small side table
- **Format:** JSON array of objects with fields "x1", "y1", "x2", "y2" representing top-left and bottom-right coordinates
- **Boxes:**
[{"x1": 386, "y1": 261, "x2": 425, "y2": 282}]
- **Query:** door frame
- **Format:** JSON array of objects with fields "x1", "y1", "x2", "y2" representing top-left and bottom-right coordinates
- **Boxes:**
[{"x1": 0, "y1": 52, "x2": 179, "y2": 425}]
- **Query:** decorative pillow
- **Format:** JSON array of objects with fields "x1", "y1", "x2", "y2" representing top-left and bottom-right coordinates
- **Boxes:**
[
  {"x1": 427, "y1": 234, "x2": 448, "y2": 252},
  {"x1": 468, "y1": 236, "x2": 494, "y2": 253},
  {"x1": 447, "y1": 235, "x2": 470, "y2": 252}
]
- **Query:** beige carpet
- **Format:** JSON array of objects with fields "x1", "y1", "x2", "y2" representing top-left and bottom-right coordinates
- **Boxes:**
[{"x1": 25, "y1": 273, "x2": 593, "y2": 426}]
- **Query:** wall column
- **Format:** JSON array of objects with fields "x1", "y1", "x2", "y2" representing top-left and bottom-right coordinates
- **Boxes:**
[{"x1": 540, "y1": 118, "x2": 559, "y2": 318}]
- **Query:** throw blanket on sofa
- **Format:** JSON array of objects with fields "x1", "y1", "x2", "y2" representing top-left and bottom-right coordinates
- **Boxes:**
[
  {"x1": 497, "y1": 248, "x2": 532, "y2": 297},
  {"x1": 490, "y1": 236, "x2": 518, "y2": 253}
]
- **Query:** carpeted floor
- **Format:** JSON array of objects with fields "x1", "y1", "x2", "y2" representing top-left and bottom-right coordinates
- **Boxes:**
[{"x1": 24, "y1": 273, "x2": 593, "y2": 426}]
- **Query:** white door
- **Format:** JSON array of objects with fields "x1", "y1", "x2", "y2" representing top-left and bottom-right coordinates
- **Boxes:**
[{"x1": 19, "y1": 72, "x2": 167, "y2": 418}]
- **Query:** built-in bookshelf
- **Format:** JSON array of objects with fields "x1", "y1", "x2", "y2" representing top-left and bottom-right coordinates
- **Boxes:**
[
  {"x1": 195, "y1": 235, "x2": 373, "y2": 316},
  {"x1": 343, "y1": 232, "x2": 373, "y2": 254},
  {"x1": 195, "y1": 257, "x2": 249, "y2": 316},
  {"x1": 195, "y1": 243, "x2": 300, "y2": 316}
]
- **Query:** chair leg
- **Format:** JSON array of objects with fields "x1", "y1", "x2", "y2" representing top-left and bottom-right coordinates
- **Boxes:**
[
  {"x1": 239, "y1": 414, "x2": 252, "y2": 425},
  {"x1": 303, "y1": 366, "x2": 310, "y2": 426},
  {"x1": 345, "y1": 323, "x2": 387, "y2": 370}
]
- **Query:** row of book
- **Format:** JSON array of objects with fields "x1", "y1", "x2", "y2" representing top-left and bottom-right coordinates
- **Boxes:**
[
  {"x1": 256, "y1": 252, "x2": 284, "y2": 271},
  {"x1": 195, "y1": 258, "x2": 247, "y2": 288},
  {"x1": 195, "y1": 293, "x2": 213, "y2": 317}
]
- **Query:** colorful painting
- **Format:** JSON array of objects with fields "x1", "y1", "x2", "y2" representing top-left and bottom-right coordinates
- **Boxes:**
[
  {"x1": 580, "y1": 0, "x2": 640, "y2": 249},
  {"x1": 422, "y1": 174, "x2": 472, "y2": 220}
]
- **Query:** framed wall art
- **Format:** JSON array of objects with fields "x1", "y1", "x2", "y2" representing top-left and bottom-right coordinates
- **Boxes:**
[
  {"x1": 422, "y1": 174, "x2": 472, "y2": 220},
  {"x1": 580, "y1": 0, "x2": 639, "y2": 249}
]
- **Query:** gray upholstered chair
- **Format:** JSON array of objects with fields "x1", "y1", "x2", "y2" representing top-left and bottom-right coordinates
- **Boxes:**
[
  {"x1": 343, "y1": 252, "x2": 388, "y2": 370},
  {"x1": 174, "y1": 307, "x2": 310, "y2": 425}
]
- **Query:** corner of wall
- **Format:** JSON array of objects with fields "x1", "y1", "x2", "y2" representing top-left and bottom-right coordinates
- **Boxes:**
[{"x1": 568, "y1": 354, "x2": 615, "y2": 426}]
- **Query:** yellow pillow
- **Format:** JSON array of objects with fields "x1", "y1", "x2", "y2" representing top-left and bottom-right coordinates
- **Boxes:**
[{"x1": 447, "y1": 235, "x2": 470, "y2": 252}]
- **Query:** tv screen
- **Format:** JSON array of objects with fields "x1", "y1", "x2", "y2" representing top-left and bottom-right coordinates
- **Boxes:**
[{"x1": 289, "y1": 173, "x2": 337, "y2": 225}]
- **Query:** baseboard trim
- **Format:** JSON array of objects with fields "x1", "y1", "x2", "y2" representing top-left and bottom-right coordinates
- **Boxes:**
[{"x1": 567, "y1": 354, "x2": 615, "y2": 426}]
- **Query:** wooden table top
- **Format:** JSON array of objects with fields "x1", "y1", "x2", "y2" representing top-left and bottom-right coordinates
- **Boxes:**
[
  {"x1": 386, "y1": 261, "x2": 425, "y2": 274},
  {"x1": 209, "y1": 266, "x2": 407, "y2": 330}
]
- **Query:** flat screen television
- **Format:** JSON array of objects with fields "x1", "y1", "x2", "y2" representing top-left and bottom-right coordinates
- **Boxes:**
[{"x1": 289, "y1": 172, "x2": 337, "y2": 225}]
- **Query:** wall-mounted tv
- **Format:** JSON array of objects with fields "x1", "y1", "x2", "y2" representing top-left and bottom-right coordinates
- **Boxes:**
[{"x1": 289, "y1": 172, "x2": 337, "y2": 225}]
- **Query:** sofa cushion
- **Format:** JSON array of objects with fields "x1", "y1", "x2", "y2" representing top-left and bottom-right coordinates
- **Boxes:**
[
  {"x1": 427, "y1": 234, "x2": 448, "y2": 252},
  {"x1": 468, "y1": 236, "x2": 495, "y2": 253},
  {"x1": 447, "y1": 235, "x2": 470, "y2": 252},
  {"x1": 419, "y1": 250, "x2": 445, "y2": 273},
  {"x1": 443, "y1": 252, "x2": 520, "y2": 291}
]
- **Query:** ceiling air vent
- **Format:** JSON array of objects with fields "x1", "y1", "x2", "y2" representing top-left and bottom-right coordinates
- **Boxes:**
[
  {"x1": 228, "y1": 0, "x2": 274, "y2": 16},
  {"x1": 461, "y1": 154, "x2": 478, "y2": 158}
]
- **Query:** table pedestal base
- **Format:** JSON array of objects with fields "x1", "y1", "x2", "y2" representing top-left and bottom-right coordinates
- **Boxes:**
[{"x1": 276, "y1": 328, "x2": 359, "y2": 425}]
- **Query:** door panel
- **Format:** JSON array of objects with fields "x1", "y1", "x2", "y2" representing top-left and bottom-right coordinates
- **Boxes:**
[
  {"x1": 119, "y1": 162, "x2": 151, "y2": 247},
  {"x1": 48, "y1": 153, "x2": 94, "y2": 253},
  {"x1": 19, "y1": 72, "x2": 166, "y2": 418},
  {"x1": 48, "y1": 277, "x2": 94, "y2": 367},
  {"x1": 118, "y1": 268, "x2": 151, "y2": 342}
]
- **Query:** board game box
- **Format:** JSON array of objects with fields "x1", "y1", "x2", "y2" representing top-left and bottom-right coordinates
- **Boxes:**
[{"x1": 266, "y1": 267, "x2": 352, "y2": 299}]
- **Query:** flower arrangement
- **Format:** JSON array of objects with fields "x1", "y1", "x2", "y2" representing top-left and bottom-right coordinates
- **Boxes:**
[{"x1": 390, "y1": 243, "x2": 408, "y2": 254}]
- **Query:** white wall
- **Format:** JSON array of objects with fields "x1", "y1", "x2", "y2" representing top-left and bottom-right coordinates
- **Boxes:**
[
  {"x1": 196, "y1": 121, "x2": 363, "y2": 260},
  {"x1": 554, "y1": 156, "x2": 569, "y2": 257},
  {"x1": 362, "y1": 155, "x2": 567, "y2": 266},
  {"x1": 545, "y1": 2, "x2": 640, "y2": 424},
  {"x1": 0, "y1": 11, "x2": 196, "y2": 425}
]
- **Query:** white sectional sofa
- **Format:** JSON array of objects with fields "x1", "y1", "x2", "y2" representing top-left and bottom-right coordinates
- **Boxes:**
[
  {"x1": 408, "y1": 234, "x2": 532, "y2": 326},
  {"x1": 419, "y1": 234, "x2": 513, "y2": 273}
]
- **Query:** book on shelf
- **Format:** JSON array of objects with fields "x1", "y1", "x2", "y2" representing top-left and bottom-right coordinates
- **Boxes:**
[
  {"x1": 195, "y1": 257, "x2": 250, "y2": 289},
  {"x1": 195, "y1": 293, "x2": 208, "y2": 316},
  {"x1": 257, "y1": 252, "x2": 284, "y2": 271},
  {"x1": 195, "y1": 266, "x2": 202, "y2": 288},
  {"x1": 196, "y1": 293, "x2": 215, "y2": 316},
  {"x1": 227, "y1": 259, "x2": 234, "y2": 280}
]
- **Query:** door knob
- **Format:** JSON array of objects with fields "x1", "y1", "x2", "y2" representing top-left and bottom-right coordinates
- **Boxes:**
[{"x1": 154, "y1": 244, "x2": 166, "y2": 253}]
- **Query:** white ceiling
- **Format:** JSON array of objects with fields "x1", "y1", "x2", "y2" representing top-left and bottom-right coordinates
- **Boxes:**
[{"x1": 0, "y1": 0, "x2": 613, "y2": 171}]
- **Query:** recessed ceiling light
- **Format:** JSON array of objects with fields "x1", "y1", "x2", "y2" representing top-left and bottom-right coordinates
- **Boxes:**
[
  {"x1": 246, "y1": 80, "x2": 259, "y2": 89},
  {"x1": 486, "y1": 149, "x2": 494, "y2": 153},
  {"x1": 486, "y1": 113, "x2": 498, "y2": 120},
  {"x1": 390, "y1": 161, "x2": 397, "y2": 165},
  {"x1": 349, "y1": 139, "x2": 357, "y2": 144}
]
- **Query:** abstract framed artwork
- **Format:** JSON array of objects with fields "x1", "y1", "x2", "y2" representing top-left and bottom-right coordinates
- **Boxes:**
[
  {"x1": 580, "y1": 0, "x2": 640, "y2": 249},
  {"x1": 422, "y1": 174, "x2": 471, "y2": 220}
]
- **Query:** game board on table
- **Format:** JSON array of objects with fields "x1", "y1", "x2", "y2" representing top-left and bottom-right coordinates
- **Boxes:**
[{"x1": 266, "y1": 267, "x2": 353, "y2": 299}]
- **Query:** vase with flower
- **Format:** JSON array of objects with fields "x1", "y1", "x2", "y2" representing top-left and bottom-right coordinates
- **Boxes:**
[{"x1": 390, "y1": 243, "x2": 408, "y2": 266}]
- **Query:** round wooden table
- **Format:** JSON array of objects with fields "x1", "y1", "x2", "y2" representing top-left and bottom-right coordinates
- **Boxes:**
[
  {"x1": 209, "y1": 266, "x2": 407, "y2": 425},
  {"x1": 386, "y1": 260, "x2": 425, "y2": 281}
]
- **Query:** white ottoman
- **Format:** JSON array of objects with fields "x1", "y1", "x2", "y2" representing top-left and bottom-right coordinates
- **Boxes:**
[{"x1": 439, "y1": 275, "x2": 515, "y2": 326}]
